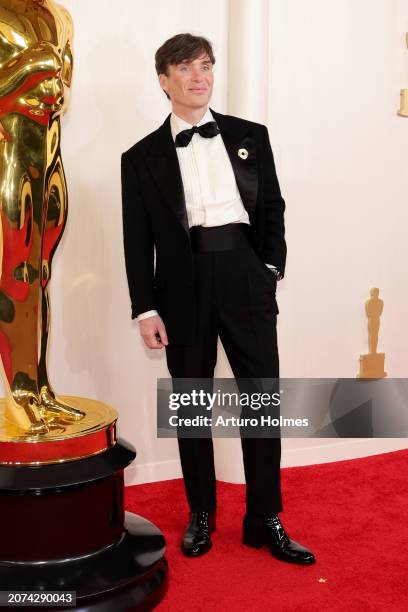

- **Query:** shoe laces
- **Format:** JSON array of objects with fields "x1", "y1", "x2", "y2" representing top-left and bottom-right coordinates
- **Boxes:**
[
  {"x1": 197, "y1": 511, "x2": 210, "y2": 534},
  {"x1": 265, "y1": 515, "x2": 289, "y2": 544}
]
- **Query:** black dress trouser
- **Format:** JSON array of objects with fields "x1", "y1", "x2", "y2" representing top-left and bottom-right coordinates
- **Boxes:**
[{"x1": 165, "y1": 223, "x2": 283, "y2": 519}]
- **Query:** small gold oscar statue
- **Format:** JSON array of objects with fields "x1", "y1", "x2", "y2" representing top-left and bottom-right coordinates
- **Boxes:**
[
  {"x1": 357, "y1": 287, "x2": 387, "y2": 379},
  {"x1": 0, "y1": 2, "x2": 167, "y2": 607},
  {"x1": 398, "y1": 33, "x2": 408, "y2": 117}
]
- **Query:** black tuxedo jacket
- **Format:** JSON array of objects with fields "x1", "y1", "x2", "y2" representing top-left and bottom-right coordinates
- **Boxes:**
[{"x1": 121, "y1": 108, "x2": 286, "y2": 345}]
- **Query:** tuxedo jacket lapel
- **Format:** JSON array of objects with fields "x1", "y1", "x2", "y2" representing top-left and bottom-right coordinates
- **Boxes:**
[
  {"x1": 210, "y1": 108, "x2": 259, "y2": 225},
  {"x1": 144, "y1": 109, "x2": 259, "y2": 235},
  {"x1": 144, "y1": 114, "x2": 190, "y2": 235}
]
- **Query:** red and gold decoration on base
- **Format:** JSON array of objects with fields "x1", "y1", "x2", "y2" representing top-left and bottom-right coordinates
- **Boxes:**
[{"x1": 0, "y1": 397, "x2": 117, "y2": 464}]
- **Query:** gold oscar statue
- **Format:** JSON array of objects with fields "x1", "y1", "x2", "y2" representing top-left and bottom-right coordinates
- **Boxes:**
[
  {"x1": 0, "y1": 0, "x2": 116, "y2": 460},
  {"x1": 398, "y1": 33, "x2": 408, "y2": 117},
  {"x1": 0, "y1": 4, "x2": 167, "y2": 607},
  {"x1": 357, "y1": 287, "x2": 387, "y2": 379}
]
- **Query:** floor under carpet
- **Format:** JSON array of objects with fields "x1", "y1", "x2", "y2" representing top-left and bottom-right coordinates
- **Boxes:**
[{"x1": 124, "y1": 448, "x2": 408, "y2": 611}]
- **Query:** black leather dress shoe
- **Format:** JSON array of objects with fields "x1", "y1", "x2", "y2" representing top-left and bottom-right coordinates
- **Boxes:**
[
  {"x1": 243, "y1": 514, "x2": 316, "y2": 565},
  {"x1": 181, "y1": 511, "x2": 216, "y2": 557}
]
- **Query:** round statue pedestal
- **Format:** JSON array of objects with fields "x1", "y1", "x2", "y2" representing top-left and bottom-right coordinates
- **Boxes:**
[{"x1": 0, "y1": 398, "x2": 168, "y2": 611}]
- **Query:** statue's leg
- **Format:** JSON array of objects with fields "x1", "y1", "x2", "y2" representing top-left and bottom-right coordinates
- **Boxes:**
[
  {"x1": 38, "y1": 286, "x2": 85, "y2": 421},
  {"x1": 37, "y1": 153, "x2": 84, "y2": 421},
  {"x1": 368, "y1": 320, "x2": 379, "y2": 355},
  {"x1": 0, "y1": 200, "x2": 55, "y2": 434},
  {"x1": 371, "y1": 329, "x2": 379, "y2": 355},
  {"x1": 0, "y1": 284, "x2": 56, "y2": 435}
]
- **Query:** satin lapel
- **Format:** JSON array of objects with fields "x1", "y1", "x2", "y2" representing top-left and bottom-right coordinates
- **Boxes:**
[
  {"x1": 144, "y1": 115, "x2": 189, "y2": 235},
  {"x1": 211, "y1": 109, "x2": 258, "y2": 224}
]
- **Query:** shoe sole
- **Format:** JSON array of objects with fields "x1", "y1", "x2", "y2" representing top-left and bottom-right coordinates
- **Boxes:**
[{"x1": 243, "y1": 532, "x2": 316, "y2": 565}]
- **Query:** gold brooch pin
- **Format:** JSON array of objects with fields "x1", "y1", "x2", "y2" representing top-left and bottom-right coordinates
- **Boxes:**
[{"x1": 238, "y1": 148, "x2": 248, "y2": 160}]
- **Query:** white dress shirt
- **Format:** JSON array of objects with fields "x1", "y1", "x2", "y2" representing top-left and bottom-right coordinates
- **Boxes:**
[
  {"x1": 171, "y1": 109, "x2": 250, "y2": 228},
  {"x1": 137, "y1": 109, "x2": 277, "y2": 322}
]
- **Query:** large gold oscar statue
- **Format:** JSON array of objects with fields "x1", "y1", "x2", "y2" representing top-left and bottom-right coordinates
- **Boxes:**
[
  {"x1": 0, "y1": 0, "x2": 117, "y2": 462},
  {"x1": 0, "y1": 0, "x2": 86, "y2": 434},
  {"x1": 0, "y1": 3, "x2": 167, "y2": 608}
]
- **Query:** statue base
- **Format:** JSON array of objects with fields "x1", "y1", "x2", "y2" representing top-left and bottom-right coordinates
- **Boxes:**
[
  {"x1": 0, "y1": 439, "x2": 168, "y2": 611},
  {"x1": 0, "y1": 396, "x2": 118, "y2": 464},
  {"x1": 357, "y1": 353, "x2": 387, "y2": 379}
]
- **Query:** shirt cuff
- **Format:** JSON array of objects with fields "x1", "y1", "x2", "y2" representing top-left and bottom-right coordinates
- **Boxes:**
[
  {"x1": 264, "y1": 263, "x2": 282, "y2": 280},
  {"x1": 137, "y1": 310, "x2": 159, "y2": 322}
]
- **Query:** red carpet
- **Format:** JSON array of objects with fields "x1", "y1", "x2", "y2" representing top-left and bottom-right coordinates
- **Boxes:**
[{"x1": 124, "y1": 449, "x2": 408, "y2": 611}]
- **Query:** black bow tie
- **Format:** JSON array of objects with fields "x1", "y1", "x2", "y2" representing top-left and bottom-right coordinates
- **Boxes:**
[{"x1": 175, "y1": 121, "x2": 220, "y2": 147}]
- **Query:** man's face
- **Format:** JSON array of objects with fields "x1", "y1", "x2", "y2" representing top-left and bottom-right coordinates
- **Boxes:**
[{"x1": 159, "y1": 53, "x2": 214, "y2": 110}]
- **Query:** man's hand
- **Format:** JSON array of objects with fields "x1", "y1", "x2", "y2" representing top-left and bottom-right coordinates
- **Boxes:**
[{"x1": 139, "y1": 315, "x2": 169, "y2": 349}]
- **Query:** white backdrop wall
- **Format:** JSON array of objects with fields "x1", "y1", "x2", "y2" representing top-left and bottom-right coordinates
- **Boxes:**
[{"x1": 3, "y1": 0, "x2": 406, "y2": 483}]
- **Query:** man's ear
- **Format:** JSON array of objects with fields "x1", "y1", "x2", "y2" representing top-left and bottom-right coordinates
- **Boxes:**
[{"x1": 158, "y1": 73, "x2": 168, "y2": 95}]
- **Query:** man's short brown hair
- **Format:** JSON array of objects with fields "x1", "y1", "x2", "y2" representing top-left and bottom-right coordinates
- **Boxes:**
[{"x1": 155, "y1": 33, "x2": 215, "y2": 78}]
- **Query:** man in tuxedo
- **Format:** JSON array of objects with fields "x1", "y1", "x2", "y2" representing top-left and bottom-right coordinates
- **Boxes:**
[{"x1": 121, "y1": 33, "x2": 315, "y2": 564}]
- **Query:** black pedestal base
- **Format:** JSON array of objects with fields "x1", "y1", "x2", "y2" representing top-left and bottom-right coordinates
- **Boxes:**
[
  {"x1": 0, "y1": 513, "x2": 167, "y2": 611},
  {"x1": 0, "y1": 439, "x2": 168, "y2": 611}
]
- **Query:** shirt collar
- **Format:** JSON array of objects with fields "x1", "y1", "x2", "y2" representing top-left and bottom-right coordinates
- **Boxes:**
[{"x1": 170, "y1": 108, "x2": 215, "y2": 142}]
